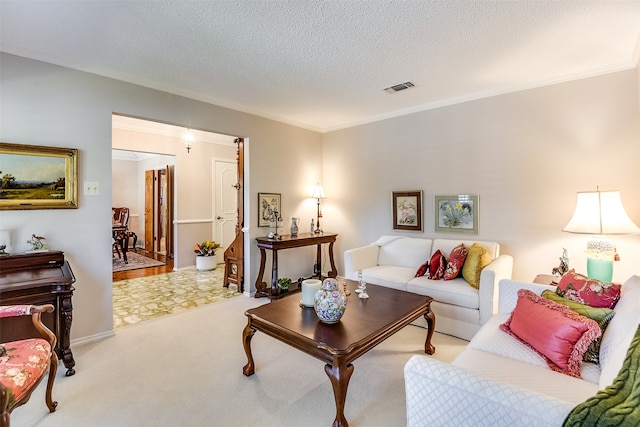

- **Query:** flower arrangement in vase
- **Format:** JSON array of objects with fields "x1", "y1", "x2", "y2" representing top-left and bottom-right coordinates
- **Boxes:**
[
  {"x1": 194, "y1": 240, "x2": 221, "y2": 271},
  {"x1": 193, "y1": 240, "x2": 221, "y2": 257}
]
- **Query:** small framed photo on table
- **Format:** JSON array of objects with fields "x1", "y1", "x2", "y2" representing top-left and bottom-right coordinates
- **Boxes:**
[
  {"x1": 392, "y1": 191, "x2": 423, "y2": 231},
  {"x1": 435, "y1": 195, "x2": 478, "y2": 234},
  {"x1": 258, "y1": 193, "x2": 281, "y2": 227}
]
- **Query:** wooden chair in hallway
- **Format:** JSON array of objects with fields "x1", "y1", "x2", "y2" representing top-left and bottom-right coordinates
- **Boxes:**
[
  {"x1": 0, "y1": 305, "x2": 58, "y2": 427},
  {"x1": 112, "y1": 207, "x2": 138, "y2": 263}
]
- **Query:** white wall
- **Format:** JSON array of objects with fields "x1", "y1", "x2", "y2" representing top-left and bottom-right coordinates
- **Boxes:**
[
  {"x1": 3, "y1": 51, "x2": 638, "y2": 345},
  {"x1": 323, "y1": 68, "x2": 640, "y2": 284},
  {"x1": 0, "y1": 53, "x2": 322, "y2": 344}
]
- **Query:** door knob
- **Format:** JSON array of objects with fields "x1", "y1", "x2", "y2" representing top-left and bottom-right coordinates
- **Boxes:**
[{"x1": 216, "y1": 216, "x2": 223, "y2": 220}]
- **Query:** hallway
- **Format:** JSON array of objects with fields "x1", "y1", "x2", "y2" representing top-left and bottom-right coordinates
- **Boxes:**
[{"x1": 112, "y1": 250, "x2": 240, "y2": 328}]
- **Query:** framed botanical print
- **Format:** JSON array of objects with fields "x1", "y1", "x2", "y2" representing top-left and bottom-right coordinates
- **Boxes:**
[
  {"x1": 392, "y1": 190, "x2": 423, "y2": 231},
  {"x1": 0, "y1": 142, "x2": 78, "y2": 210},
  {"x1": 435, "y1": 195, "x2": 478, "y2": 234},
  {"x1": 258, "y1": 192, "x2": 281, "y2": 227}
]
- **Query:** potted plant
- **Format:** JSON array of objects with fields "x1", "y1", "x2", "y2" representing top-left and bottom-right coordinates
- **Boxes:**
[
  {"x1": 194, "y1": 240, "x2": 221, "y2": 271},
  {"x1": 277, "y1": 277, "x2": 292, "y2": 292}
]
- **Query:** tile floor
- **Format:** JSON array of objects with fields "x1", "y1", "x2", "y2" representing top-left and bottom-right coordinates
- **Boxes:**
[{"x1": 112, "y1": 265, "x2": 241, "y2": 328}]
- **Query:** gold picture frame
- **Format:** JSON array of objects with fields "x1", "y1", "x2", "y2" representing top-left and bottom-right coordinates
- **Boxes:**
[
  {"x1": 0, "y1": 142, "x2": 78, "y2": 210},
  {"x1": 392, "y1": 190, "x2": 423, "y2": 231}
]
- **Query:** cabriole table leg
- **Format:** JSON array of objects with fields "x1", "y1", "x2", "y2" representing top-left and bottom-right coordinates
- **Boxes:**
[
  {"x1": 242, "y1": 320, "x2": 256, "y2": 376},
  {"x1": 325, "y1": 358, "x2": 354, "y2": 427},
  {"x1": 423, "y1": 305, "x2": 436, "y2": 355}
]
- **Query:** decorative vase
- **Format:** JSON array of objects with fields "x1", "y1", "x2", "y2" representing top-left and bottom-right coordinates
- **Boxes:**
[
  {"x1": 314, "y1": 278, "x2": 347, "y2": 324},
  {"x1": 290, "y1": 217, "x2": 299, "y2": 236},
  {"x1": 196, "y1": 255, "x2": 217, "y2": 271}
]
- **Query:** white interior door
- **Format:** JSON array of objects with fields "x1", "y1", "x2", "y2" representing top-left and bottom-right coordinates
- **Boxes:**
[{"x1": 214, "y1": 159, "x2": 238, "y2": 258}]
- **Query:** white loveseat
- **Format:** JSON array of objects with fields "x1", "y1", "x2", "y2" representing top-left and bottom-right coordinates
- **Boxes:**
[
  {"x1": 343, "y1": 236, "x2": 513, "y2": 340},
  {"x1": 404, "y1": 275, "x2": 640, "y2": 426}
]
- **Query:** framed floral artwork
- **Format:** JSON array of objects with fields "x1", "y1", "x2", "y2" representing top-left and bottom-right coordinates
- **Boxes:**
[
  {"x1": 258, "y1": 192, "x2": 281, "y2": 227},
  {"x1": 435, "y1": 195, "x2": 478, "y2": 234},
  {"x1": 392, "y1": 191, "x2": 423, "y2": 231}
]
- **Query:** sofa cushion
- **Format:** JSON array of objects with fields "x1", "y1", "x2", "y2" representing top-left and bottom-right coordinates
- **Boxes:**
[
  {"x1": 500, "y1": 289, "x2": 600, "y2": 378},
  {"x1": 428, "y1": 250, "x2": 447, "y2": 279},
  {"x1": 542, "y1": 290, "x2": 615, "y2": 364},
  {"x1": 453, "y1": 348, "x2": 600, "y2": 406},
  {"x1": 408, "y1": 276, "x2": 479, "y2": 309},
  {"x1": 444, "y1": 243, "x2": 467, "y2": 280},
  {"x1": 599, "y1": 275, "x2": 640, "y2": 389},
  {"x1": 361, "y1": 265, "x2": 414, "y2": 291},
  {"x1": 468, "y1": 315, "x2": 601, "y2": 384},
  {"x1": 556, "y1": 270, "x2": 621, "y2": 309},
  {"x1": 375, "y1": 236, "x2": 432, "y2": 268},
  {"x1": 462, "y1": 243, "x2": 491, "y2": 289}
]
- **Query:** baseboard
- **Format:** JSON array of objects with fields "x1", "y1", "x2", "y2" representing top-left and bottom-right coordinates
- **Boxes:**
[{"x1": 71, "y1": 329, "x2": 115, "y2": 347}]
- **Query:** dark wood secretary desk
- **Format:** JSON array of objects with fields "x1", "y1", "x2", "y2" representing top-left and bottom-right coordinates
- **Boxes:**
[{"x1": 0, "y1": 251, "x2": 77, "y2": 376}]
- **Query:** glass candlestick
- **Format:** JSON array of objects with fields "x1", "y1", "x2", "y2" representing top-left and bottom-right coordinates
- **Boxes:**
[{"x1": 356, "y1": 269, "x2": 369, "y2": 299}]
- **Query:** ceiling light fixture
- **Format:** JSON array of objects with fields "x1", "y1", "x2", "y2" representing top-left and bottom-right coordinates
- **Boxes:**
[{"x1": 183, "y1": 130, "x2": 195, "y2": 153}]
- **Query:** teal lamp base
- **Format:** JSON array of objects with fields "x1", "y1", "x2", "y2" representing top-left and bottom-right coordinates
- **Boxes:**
[{"x1": 587, "y1": 257, "x2": 613, "y2": 282}]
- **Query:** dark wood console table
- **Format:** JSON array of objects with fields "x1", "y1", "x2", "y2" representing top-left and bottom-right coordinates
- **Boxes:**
[
  {"x1": 0, "y1": 251, "x2": 77, "y2": 376},
  {"x1": 255, "y1": 232, "x2": 338, "y2": 299}
]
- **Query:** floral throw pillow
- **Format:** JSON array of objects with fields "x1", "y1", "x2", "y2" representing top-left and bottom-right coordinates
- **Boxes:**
[
  {"x1": 427, "y1": 250, "x2": 447, "y2": 280},
  {"x1": 444, "y1": 243, "x2": 467, "y2": 280},
  {"x1": 542, "y1": 290, "x2": 615, "y2": 364},
  {"x1": 556, "y1": 270, "x2": 621, "y2": 309}
]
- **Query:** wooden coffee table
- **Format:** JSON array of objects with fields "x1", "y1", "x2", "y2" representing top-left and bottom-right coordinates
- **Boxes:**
[{"x1": 242, "y1": 279, "x2": 435, "y2": 427}]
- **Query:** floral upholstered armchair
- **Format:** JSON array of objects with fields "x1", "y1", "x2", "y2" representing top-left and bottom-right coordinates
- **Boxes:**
[{"x1": 0, "y1": 305, "x2": 58, "y2": 427}]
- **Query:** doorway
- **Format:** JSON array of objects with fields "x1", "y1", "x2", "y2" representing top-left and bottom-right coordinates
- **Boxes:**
[
  {"x1": 144, "y1": 165, "x2": 174, "y2": 257},
  {"x1": 112, "y1": 115, "x2": 244, "y2": 326}
]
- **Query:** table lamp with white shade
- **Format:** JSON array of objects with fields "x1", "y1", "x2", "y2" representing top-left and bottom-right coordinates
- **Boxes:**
[
  {"x1": 311, "y1": 183, "x2": 326, "y2": 234},
  {"x1": 563, "y1": 188, "x2": 640, "y2": 282}
]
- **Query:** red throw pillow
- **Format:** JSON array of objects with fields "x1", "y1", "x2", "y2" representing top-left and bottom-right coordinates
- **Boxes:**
[
  {"x1": 415, "y1": 260, "x2": 429, "y2": 277},
  {"x1": 500, "y1": 289, "x2": 600, "y2": 378},
  {"x1": 556, "y1": 270, "x2": 621, "y2": 309},
  {"x1": 427, "y1": 250, "x2": 447, "y2": 280},
  {"x1": 444, "y1": 243, "x2": 467, "y2": 280}
]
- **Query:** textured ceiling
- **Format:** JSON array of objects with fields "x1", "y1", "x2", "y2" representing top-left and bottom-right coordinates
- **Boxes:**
[{"x1": 2, "y1": 1, "x2": 640, "y2": 132}]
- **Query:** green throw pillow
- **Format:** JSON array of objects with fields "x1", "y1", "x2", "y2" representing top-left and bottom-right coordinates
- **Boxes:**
[{"x1": 542, "y1": 290, "x2": 615, "y2": 364}]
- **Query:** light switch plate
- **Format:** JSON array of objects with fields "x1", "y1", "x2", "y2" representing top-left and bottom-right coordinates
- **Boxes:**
[{"x1": 84, "y1": 181, "x2": 100, "y2": 195}]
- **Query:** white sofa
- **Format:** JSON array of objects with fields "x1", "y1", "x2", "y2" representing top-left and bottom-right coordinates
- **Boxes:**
[
  {"x1": 343, "y1": 236, "x2": 513, "y2": 340},
  {"x1": 404, "y1": 275, "x2": 640, "y2": 426}
]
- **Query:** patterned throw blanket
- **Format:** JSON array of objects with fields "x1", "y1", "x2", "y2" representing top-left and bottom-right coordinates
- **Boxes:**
[{"x1": 563, "y1": 325, "x2": 640, "y2": 426}]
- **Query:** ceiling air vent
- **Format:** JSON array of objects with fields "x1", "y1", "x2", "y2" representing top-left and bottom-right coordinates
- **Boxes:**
[{"x1": 384, "y1": 81, "x2": 415, "y2": 94}]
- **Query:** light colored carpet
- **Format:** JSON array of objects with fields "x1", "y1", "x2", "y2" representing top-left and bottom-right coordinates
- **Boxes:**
[
  {"x1": 13, "y1": 295, "x2": 467, "y2": 427},
  {"x1": 112, "y1": 251, "x2": 166, "y2": 272}
]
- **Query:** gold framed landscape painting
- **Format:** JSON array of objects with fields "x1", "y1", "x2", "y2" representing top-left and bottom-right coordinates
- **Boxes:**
[{"x1": 0, "y1": 142, "x2": 78, "y2": 210}]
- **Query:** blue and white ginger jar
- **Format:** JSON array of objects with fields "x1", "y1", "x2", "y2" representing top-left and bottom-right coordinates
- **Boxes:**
[{"x1": 314, "y1": 278, "x2": 347, "y2": 324}]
